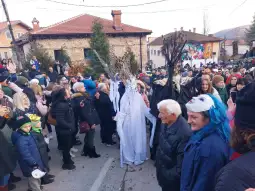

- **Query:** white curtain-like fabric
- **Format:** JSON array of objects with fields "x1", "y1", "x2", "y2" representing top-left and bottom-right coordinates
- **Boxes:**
[
  {"x1": 116, "y1": 81, "x2": 156, "y2": 167},
  {"x1": 109, "y1": 80, "x2": 120, "y2": 113}
]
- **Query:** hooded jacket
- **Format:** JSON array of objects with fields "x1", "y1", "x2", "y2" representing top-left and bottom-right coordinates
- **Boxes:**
[
  {"x1": 11, "y1": 130, "x2": 46, "y2": 177},
  {"x1": 51, "y1": 88, "x2": 75, "y2": 134}
]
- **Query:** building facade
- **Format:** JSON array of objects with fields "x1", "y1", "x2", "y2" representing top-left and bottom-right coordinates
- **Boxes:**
[
  {"x1": 149, "y1": 29, "x2": 221, "y2": 68},
  {"x1": 0, "y1": 21, "x2": 31, "y2": 60},
  {"x1": 17, "y1": 11, "x2": 151, "y2": 70}
]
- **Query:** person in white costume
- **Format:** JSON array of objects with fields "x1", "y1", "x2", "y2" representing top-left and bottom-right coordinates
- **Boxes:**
[{"x1": 115, "y1": 77, "x2": 156, "y2": 167}]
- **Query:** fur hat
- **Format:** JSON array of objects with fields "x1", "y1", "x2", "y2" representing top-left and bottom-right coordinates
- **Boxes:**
[
  {"x1": 212, "y1": 75, "x2": 224, "y2": 85},
  {"x1": 235, "y1": 82, "x2": 255, "y2": 129}
]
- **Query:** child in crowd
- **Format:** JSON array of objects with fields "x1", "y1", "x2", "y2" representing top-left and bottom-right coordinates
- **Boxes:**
[
  {"x1": 28, "y1": 114, "x2": 55, "y2": 186},
  {"x1": 212, "y1": 75, "x2": 228, "y2": 105},
  {"x1": 11, "y1": 115, "x2": 47, "y2": 191}
]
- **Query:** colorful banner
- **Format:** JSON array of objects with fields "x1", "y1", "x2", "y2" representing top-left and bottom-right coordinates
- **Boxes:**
[{"x1": 181, "y1": 42, "x2": 213, "y2": 60}]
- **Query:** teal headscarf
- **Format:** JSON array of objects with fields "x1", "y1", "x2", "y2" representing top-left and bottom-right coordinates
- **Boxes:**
[{"x1": 190, "y1": 94, "x2": 231, "y2": 143}]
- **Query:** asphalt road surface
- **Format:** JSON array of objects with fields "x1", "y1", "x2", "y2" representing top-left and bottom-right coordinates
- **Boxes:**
[{"x1": 13, "y1": 126, "x2": 161, "y2": 191}]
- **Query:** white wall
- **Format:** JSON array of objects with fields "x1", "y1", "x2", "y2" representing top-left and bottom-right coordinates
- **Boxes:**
[
  {"x1": 238, "y1": 45, "x2": 250, "y2": 54},
  {"x1": 225, "y1": 44, "x2": 249, "y2": 56},
  {"x1": 148, "y1": 45, "x2": 166, "y2": 68},
  {"x1": 23, "y1": 43, "x2": 31, "y2": 60}
]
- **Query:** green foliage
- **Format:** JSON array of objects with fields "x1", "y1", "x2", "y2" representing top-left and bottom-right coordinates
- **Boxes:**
[
  {"x1": 246, "y1": 13, "x2": 255, "y2": 43},
  {"x1": 88, "y1": 20, "x2": 110, "y2": 77},
  {"x1": 124, "y1": 48, "x2": 138, "y2": 75},
  {"x1": 25, "y1": 42, "x2": 54, "y2": 72}
]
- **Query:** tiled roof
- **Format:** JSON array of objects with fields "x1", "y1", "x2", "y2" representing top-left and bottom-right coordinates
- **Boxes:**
[
  {"x1": 149, "y1": 31, "x2": 222, "y2": 46},
  {"x1": 31, "y1": 14, "x2": 152, "y2": 35},
  {"x1": 225, "y1": 39, "x2": 249, "y2": 46},
  {"x1": 0, "y1": 20, "x2": 31, "y2": 32}
]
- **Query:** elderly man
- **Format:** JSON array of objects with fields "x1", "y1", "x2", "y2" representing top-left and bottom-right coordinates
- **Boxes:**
[{"x1": 156, "y1": 99, "x2": 191, "y2": 191}]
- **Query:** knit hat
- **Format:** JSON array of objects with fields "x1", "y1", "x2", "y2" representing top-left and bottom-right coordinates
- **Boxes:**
[
  {"x1": 16, "y1": 115, "x2": 31, "y2": 130},
  {"x1": 235, "y1": 82, "x2": 255, "y2": 129},
  {"x1": 0, "y1": 68, "x2": 9, "y2": 82},
  {"x1": 27, "y1": 114, "x2": 41, "y2": 128},
  {"x1": 212, "y1": 75, "x2": 224, "y2": 85},
  {"x1": 182, "y1": 71, "x2": 188, "y2": 77},
  {"x1": 186, "y1": 94, "x2": 215, "y2": 112}
]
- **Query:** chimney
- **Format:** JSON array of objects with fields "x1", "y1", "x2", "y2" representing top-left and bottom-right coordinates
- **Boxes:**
[
  {"x1": 180, "y1": 27, "x2": 183, "y2": 31},
  {"x1": 111, "y1": 10, "x2": 122, "y2": 31},
  {"x1": 193, "y1": 28, "x2": 196, "y2": 33},
  {"x1": 32, "y1": 17, "x2": 40, "y2": 31},
  {"x1": 189, "y1": 29, "x2": 191, "y2": 32},
  {"x1": 208, "y1": 34, "x2": 214, "y2": 37},
  {"x1": 174, "y1": 28, "x2": 177, "y2": 32}
]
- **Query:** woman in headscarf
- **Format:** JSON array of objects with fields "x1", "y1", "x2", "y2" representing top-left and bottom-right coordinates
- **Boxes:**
[{"x1": 181, "y1": 94, "x2": 231, "y2": 191}]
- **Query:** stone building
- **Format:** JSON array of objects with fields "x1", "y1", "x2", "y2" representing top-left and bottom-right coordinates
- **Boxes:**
[{"x1": 16, "y1": 11, "x2": 152, "y2": 70}]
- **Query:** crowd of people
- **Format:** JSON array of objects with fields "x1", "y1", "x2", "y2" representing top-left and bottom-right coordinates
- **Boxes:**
[{"x1": 0, "y1": 56, "x2": 255, "y2": 191}]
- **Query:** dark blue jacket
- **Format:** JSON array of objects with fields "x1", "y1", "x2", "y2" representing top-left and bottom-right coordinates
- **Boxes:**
[
  {"x1": 180, "y1": 132, "x2": 230, "y2": 191},
  {"x1": 11, "y1": 130, "x2": 46, "y2": 177},
  {"x1": 82, "y1": 79, "x2": 96, "y2": 97},
  {"x1": 156, "y1": 116, "x2": 192, "y2": 190}
]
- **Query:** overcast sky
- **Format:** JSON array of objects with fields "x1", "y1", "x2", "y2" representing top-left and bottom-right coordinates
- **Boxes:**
[{"x1": 2, "y1": 0, "x2": 254, "y2": 37}]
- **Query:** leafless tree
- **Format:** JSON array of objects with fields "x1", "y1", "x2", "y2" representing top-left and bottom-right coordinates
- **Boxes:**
[{"x1": 161, "y1": 31, "x2": 186, "y2": 97}]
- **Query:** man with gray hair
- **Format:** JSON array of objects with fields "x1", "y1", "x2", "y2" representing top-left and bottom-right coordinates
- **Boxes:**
[{"x1": 156, "y1": 99, "x2": 191, "y2": 191}]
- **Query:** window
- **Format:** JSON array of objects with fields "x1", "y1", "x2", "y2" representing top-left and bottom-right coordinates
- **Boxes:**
[
  {"x1": 54, "y1": 50, "x2": 62, "y2": 61},
  {"x1": 151, "y1": 49, "x2": 153, "y2": 55},
  {"x1": 154, "y1": 50, "x2": 156, "y2": 55},
  {"x1": 5, "y1": 30, "x2": 11, "y2": 40},
  {"x1": 4, "y1": 52, "x2": 8, "y2": 59},
  {"x1": 157, "y1": 50, "x2": 160, "y2": 56},
  {"x1": 84, "y1": 48, "x2": 92, "y2": 59},
  {"x1": 16, "y1": 32, "x2": 23, "y2": 38}
]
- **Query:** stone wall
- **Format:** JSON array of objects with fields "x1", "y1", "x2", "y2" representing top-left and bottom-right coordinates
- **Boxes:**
[{"x1": 34, "y1": 36, "x2": 148, "y2": 69}]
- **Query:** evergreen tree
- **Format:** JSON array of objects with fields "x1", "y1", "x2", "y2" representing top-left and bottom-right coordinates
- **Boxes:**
[
  {"x1": 88, "y1": 20, "x2": 110, "y2": 78},
  {"x1": 25, "y1": 42, "x2": 54, "y2": 72},
  {"x1": 246, "y1": 13, "x2": 255, "y2": 43}
]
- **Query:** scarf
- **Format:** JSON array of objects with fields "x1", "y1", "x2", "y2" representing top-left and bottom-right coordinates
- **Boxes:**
[{"x1": 190, "y1": 94, "x2": 231, "y2": 143}]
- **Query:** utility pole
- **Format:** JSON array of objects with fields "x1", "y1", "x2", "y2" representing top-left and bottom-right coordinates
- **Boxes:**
[
  {"x1": 1, "y1": 0, "x2": 21, "y2": 69},
  {"x1": 223, "y1": 35, "x2": 226, "y2": 62}
]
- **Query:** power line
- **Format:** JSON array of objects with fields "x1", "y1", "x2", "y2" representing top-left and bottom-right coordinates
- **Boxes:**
[
  {"x1": 44, "y1": 0, "x2": 170, "y2": 8},
  {"x1": 35, "y1": 4, "x2": 216, "y2": 14},
  {"x1": 229, "y1": 0, "x2": 248, "y2": 16}
]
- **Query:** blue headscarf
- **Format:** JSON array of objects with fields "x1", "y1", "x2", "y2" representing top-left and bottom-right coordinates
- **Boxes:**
[{"x1": 190, "y1": 94, "x2": 231, "y2": 143}]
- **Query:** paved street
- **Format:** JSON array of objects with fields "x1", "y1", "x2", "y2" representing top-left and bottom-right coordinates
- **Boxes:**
[{"x1": 13, "y1": 127, "x2": 161, "y2": 191}]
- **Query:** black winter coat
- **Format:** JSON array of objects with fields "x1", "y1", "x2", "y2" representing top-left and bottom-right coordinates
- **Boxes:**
[
  {"x1": 94, "y1": 91, "x2": 115, "y2": 124},
  {"x1": 51, "y1": 89, "x2": 75, "y2": 135},
  {"x1": 156, "y1": 116, "x2": 192, "y2": 190},
  {"x1": 30, "y1": 130, "x2": 49, "y2": 171},
  {"x1": 215, "y1": 152, "x2": 255, "y2": 191},
  {"x1": 72, "y1": 92, "x2": 100, "y2": 127}
]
